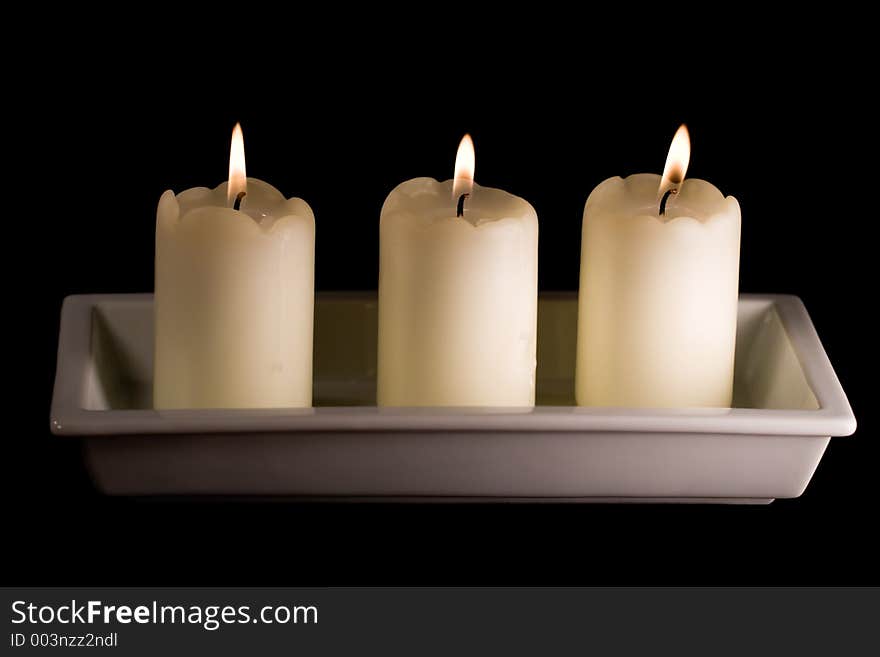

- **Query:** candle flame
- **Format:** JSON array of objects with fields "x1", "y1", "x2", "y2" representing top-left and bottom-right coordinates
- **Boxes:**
[
  {"x1": 228, "y1": 122, "x2": 247, "y2": 206},
  {"x1": 452, "y1": 134, "x2": 475, "y2": 200},
  {"x1": 658, "y1": 124, "x2": 691, "y2": 198}
]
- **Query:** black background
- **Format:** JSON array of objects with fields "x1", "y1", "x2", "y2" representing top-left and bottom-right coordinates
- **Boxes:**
[{"x1": 7, "y1": 19, "x2": 876, "y2": 584}]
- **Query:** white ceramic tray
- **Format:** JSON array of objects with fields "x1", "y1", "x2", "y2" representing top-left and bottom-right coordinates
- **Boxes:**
[{"x1": 50, "y1": 293, "x2": 855, "y2": 502}]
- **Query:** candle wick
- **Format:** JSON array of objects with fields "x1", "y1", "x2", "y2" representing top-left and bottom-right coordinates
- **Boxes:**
[
  {"x1": 456, "y1": 193, "x2": 469, "y2": 218},
  {"x1": 233, "y1": 191, "x2": 246, "y2": 211},
  {"x1": 658, "y1": 188, "x2": 677, "y2": 216}
]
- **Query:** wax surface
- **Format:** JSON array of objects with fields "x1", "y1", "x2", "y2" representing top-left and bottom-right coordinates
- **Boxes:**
[
  {"x1": 378, "y1": 177, "x2": 538, "y2": 406},
  {"x1": 576, "y1": 174, "x2": 741, "y2": 408},
  {"x1": 154, "y1": 178, "x2": 315, "y2": 409}
]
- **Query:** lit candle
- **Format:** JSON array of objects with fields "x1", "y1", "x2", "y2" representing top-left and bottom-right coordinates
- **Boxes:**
[
  {"x1": 378, "y1": 135, "x2": 539, "y2": 406},
  {"x1": 576, "y1": 125, "x2": 741, "y2": 407},
  {"x1": 154, "y1": 123, "x2": 315, "y2": 408}
]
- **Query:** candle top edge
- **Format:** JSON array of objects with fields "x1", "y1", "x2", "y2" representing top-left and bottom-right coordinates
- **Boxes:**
[
  {"x1": 158, "y1": 178, "x2": 314, "y2": 234},
  {"x1": 381, "y1": 177, "x2": 537, "y2": 228},
  {"x1": 585, "y1": 174, "x2": 740, "y2": 224}
]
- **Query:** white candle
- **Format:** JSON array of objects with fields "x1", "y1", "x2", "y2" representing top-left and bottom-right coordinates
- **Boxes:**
[
  {"x1": 154, "y1": 124, "x2": 315, "y2": 409},
  {"x1": 378, "y1": 135, "x2": 539, "y2": 406},
  {"x1": 576, "y1": 125, "x2": 741, "y2": 408}
]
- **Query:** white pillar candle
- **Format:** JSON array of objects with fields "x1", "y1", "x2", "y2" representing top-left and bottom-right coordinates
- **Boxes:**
[
  {"x1": 154, "y1": 124, "x2": 315, "y2": 409},
  {"x1": 378, "y1": 135, "x2": 539, "y2": 406},
  {"x1": 576, "y1": 125, "x2": 741, "y2": 408}
]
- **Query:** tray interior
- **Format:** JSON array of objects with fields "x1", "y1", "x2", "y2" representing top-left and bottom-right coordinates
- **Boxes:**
[{"x1": 83, "y1": 294, "x2": 819, "y2": 412}]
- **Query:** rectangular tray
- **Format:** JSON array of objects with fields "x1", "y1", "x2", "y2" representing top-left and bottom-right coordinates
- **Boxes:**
[{"x1": 50, "y1": 293, "x2": 856, "y2": 502}]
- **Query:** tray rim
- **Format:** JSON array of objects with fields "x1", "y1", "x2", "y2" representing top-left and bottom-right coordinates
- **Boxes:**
[{"x1": 50, "y1": 293, "x2": 857, "y2": 438}]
